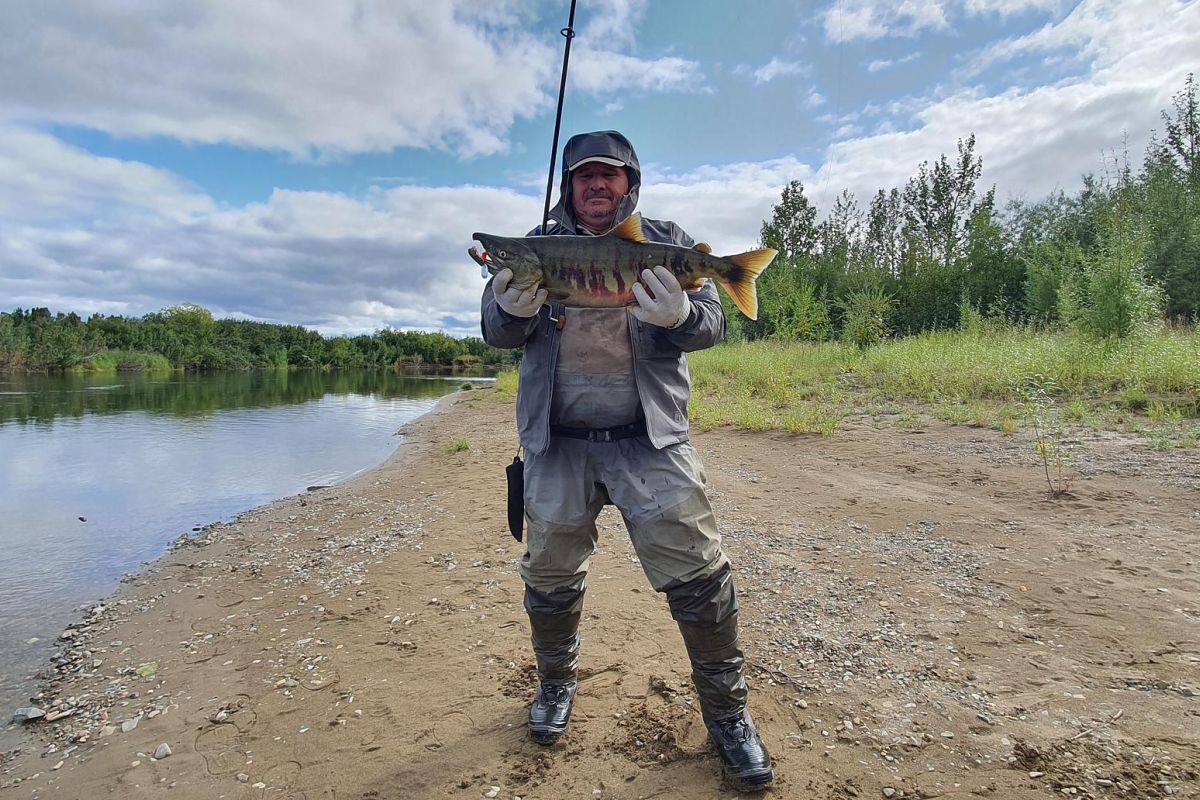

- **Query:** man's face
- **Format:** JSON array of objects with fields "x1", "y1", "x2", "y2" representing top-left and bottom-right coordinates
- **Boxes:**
[{"x1": 571, "y1": 163, "x2": 630, "y2": 233}]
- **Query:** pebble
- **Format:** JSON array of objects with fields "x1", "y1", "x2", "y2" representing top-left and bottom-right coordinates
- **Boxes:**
[
  {"x1": 485, "y1": 787, "x2": 500, "y2": 798},
  {"x1": 13, "y1": 707, "x2": 46, "y2": 723},
  {"x1": 154, "y1": 743, "x2": 172, "y2": 759},
  {"x1": 883, "y1": 789, "x2": 896, "y2": 798}
]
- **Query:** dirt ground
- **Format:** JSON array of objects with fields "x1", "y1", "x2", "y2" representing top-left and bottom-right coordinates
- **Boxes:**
[{"x1": 2, "y1": 389, "x2": 1198, "y2": 799}]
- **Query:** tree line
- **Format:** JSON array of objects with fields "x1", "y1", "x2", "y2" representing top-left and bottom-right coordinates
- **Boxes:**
[
  {"x1": 736, "y1": 75, "x2": 1198, "y2": 346},
  {"x1": 0, "y1": 304, "x2": 514, "y2": 372}
]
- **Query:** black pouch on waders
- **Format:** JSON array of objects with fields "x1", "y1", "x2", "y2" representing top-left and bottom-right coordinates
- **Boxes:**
[{"x1": 505, "y1": 451, "x2": 524, "y2": 542}]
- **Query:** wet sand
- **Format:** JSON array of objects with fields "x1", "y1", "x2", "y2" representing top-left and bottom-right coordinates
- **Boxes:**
[{"x1": 2, "y1": 389, "x2": 1198, "y2": 799}]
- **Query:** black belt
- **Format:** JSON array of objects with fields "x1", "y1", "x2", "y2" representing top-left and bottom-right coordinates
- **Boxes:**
[{"x1": 550, "y1": 421, "x2": 647, "y2": 442}]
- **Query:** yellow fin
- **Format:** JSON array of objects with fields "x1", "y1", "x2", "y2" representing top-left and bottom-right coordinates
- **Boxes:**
[
  {"x1": 693, "y1": 242, "x2": 712, "y2": 254},
  {"x1": 609, "y1": 212, "x2": 648, "y2": 244},
  {"x1": 718, "y1": 247, "x2": 777, "y2": 320}
]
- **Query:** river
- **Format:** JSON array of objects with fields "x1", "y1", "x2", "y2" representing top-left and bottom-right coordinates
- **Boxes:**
[{"x1": 0, "y1": 369, "x2": 490, "y2": 729}]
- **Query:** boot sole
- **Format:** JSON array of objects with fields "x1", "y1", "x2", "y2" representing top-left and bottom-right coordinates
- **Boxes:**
[
  {"x1": 529, "y1": 724, "x2": 567, "y2": 745},
  {"x1": 725, "y1": 765, "x2": 774, "y2": 792}
]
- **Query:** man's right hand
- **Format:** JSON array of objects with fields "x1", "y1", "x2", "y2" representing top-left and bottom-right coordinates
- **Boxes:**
[{"x1": 493, "y1": 268, "x2": 548, "y2": 318}]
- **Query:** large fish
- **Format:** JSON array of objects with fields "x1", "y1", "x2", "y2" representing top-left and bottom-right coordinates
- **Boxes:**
[{"x1": 470, "y1": 213, "x2": 776, "y2": 320}]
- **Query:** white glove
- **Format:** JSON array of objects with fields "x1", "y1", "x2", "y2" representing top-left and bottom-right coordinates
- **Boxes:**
[
  {"x1": 493, "y1": 268, "x2": 548, "y2": 318},
  {"x1": 630, "y1": 266, "x2": 692, "y2": 329}
]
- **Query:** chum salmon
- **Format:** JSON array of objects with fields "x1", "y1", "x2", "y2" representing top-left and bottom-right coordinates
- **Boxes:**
[{"x1": 470, "y1": 213, "x2": 776, "y2": 320}]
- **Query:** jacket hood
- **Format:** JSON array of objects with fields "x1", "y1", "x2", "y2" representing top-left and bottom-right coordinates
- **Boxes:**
[{"x1": 545, "y1": 130, "x2": 641, "y2": 233}]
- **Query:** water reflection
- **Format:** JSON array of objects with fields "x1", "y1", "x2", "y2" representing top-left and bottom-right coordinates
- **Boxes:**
[
  {"x1": 0, "y1": 369, "x2": 491, "y2": 426},
  {"x1": 0, "y1": 369, "x2": 490, "y2": 730}
]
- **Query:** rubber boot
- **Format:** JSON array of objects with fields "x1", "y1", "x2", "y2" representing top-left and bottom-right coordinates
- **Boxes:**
[
  {"x1": 524, "y1": 584, "x2": 583, "y2": 744},
  {"x1": 668, "y1": 565, "x2": 773, "y2": 791}
]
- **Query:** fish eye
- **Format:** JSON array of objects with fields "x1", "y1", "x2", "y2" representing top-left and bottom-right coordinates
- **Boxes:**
[{"x1": 498, "y1": 250, "x2": 507, "y2": 259}]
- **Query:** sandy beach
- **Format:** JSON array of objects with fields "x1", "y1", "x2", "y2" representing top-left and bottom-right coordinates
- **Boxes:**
[{"x1": 2, "y1": 388, "x2": 1198, "y2": 799}]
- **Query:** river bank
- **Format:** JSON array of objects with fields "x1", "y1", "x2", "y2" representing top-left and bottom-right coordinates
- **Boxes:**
[{"x1": 2, "y1": 388, "x2": 1198, "y2": 799}]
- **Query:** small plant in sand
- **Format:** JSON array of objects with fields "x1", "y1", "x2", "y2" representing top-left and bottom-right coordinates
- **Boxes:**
[
  {"x1": 446, "y1": 437, "x2": 470, "y2": 454},
  {"x1": 1020, "y1": 373, "x2": 1072, "y2": 497}
]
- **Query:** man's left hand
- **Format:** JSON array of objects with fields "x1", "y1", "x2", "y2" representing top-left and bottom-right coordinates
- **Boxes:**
[{"x1": 630, "y1": 266, "x2": 692, "y2": 329}]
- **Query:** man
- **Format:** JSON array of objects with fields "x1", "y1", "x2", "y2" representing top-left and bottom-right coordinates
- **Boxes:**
[{"x1": 480, "y1": 130, "x2": 773, "y2": 791}]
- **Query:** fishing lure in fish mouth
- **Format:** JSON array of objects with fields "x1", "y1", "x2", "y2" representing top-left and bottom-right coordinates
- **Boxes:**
[
  {"x1": 468, "y1": 246, "x2": 490, "y2": 277},
  {"x1": 471, "y1": 212, "x2": 775, "y2": 320}
]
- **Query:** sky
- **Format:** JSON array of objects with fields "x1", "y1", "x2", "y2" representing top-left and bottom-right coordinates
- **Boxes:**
[{"x1": 2, "y1": 0, "x2": 1197, "y2": 338}]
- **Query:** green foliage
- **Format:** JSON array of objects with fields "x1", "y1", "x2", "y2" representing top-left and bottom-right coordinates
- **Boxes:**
[
  {"x1": 745, "y1": 75, "x2": 1195, "y2": 342},
  {"x1": 1022, "y1": 238, "x2": 1086, "y2": 324},
  {"x1": 1, "y1": 304, "x2": 514, "y2": 373},
  {"x1": 78, "y1": 351, "x2": 174, "y2": 373},
  {"x1": 446, "y1": 437, "x2": 470, "y2": 454},
  {"x1": 1058, "y1": 184, "x2": 1165, "y2": 339},
  {"x1": 492, "y1": 369, "x2": 519, "y2": 400},
  {"x1": 839, "y1": 287, "x2": 893, "y2": 349},
  {"x1": 1142, "y1": 73, "x2": 1200, "y2": 320}
]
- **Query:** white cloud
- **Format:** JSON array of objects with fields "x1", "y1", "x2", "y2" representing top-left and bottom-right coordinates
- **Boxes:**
[
  {"x1": 0, "y1": 126, "x2": 214, "y2": 224},
  {"x1": 748, "y1": 58, "x2": 811, "y2": 84},
  {"x1": 0, "y1": 0, "x2": 702, "y2": 159},
  {"x1": 571, "y1": 52, "x2": 707, "y2": 94},
  {"x1": 822, "y1": 0, "x2": 1065, "y2": 42},
  {"x1": 643, "y1": 157, "x2": 814, "y2": 254},
  {"x1": 964, "y1": 0, "x2": 1064, "y2": 14},
  {"x1": 0, "y1": 131, "x2": 803, "y2": 335},
  {"x1": 812, "y1": 0, "x2": 1199, "y2": 209},
  {"x1": 823, "y1": 0, "x2": 949, "y2": 42},
  {"x1": 867, "y1": 52, "x2": 922, "y2": 72}
]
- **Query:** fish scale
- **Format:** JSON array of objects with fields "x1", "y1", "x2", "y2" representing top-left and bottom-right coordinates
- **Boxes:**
[{"x1": 470, "y1": 213, "x2": 776, "y2": 320}]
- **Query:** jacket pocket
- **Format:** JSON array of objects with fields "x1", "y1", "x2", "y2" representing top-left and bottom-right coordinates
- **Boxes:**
[{"x1": 634, "y1": 320, "x2": 683, "y2": 359}]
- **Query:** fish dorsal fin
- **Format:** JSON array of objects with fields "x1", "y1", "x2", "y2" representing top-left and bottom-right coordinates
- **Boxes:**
[
  {"x1": 609, "y1": 212, "x2": 648, "y2": 244},
  {"x1": 693, "y1": 242, "x2": 712, "y2": 254}
]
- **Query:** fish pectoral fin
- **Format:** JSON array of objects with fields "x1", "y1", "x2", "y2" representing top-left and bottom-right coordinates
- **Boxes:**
[
  {"x1": 609, "y1": 212, "x2": 648, "y2": 244},
  {"x1": 693, "y1": 242, "x2": 712, "y2": 254},
  {"x1": 719, "y1": 247, "x2": 777, "y2": 321}
]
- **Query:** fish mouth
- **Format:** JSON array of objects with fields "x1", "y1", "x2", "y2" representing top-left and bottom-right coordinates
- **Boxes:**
[{"x1": 469, "y1": 233, "x2": 494, "y2": 271}]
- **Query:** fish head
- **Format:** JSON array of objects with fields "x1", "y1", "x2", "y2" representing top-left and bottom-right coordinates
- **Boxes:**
[{"x1": 471, "y1": 232, "x2": 543, "y2": 285}]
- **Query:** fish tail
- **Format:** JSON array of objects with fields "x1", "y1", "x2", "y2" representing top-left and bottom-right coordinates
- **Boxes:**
[{"x1": 719, "y1": 248, "x2": 776, "y2": 320}]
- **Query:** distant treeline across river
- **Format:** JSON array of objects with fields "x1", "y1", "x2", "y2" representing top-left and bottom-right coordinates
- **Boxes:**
[{"x1": 0, "y1": 304, "x2": 515, "y2": 373}]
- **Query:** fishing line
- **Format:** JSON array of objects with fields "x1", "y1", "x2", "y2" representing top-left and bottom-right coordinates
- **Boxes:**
[{"x1": 541, "y1": 0, "x2": 579, "y2": 235}]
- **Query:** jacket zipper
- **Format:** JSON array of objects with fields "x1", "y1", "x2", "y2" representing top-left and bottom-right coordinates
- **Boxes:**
[
  {"x1": 626, "y1": 311, "x2": 651, "y2": 445},
  {"x1": 541, "y1": 301, "x2": 564, "y2": 448}
]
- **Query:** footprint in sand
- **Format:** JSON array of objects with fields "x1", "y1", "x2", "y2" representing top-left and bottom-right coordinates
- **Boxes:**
[
  {"x1": 417, "y1": 709, "x2": 478, "y2": 751},
  {"x1": 194, "y1": 723, "x2": 250, "y2": 776},
  {"x1": 250, "y1": 759, "x2": 305, "y2": 799},
  {"x1": 194, "y1": 694, "x2": 259, "y2": 775}
]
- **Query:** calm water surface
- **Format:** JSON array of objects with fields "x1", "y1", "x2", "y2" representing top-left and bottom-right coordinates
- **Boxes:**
[{"x1": 0, "y1": 369, "x2": 489, "y2": 726}]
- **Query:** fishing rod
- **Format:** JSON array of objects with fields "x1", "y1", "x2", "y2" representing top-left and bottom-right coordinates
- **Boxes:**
[{"x1": 541, "y1": 0, "x2": 579, "y2": 234}]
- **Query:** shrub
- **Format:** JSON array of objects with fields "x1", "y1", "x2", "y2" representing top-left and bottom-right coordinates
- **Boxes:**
[{"x1": 839, "y1": 287, "x2": 893, "y2": 349}]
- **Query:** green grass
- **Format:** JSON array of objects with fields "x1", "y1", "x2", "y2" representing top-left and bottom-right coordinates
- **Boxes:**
[
  {"x1": 446, "y1": 437, "x2": 470, "y2": 454},
  {"x1": 485, "y1": 327, "x2": 1199, "y2": 445},
  {"x1": 689, "y1": 327, "x2": 1200, "y2": 439},
  {"x1": 494, "y1": 369, "x2": 518, "y2": 401}
]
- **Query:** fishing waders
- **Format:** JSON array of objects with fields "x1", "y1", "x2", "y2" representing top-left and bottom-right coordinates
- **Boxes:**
[
  {"x1": 524, "y1": 584, "x2": 583, "y2": 744},
  {"x1": 667, "y1": 564, "x2": 774, "y2": 791}
]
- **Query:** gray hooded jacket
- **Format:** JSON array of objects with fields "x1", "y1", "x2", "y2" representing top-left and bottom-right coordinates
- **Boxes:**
[{"x1": 480, "y1": 130, "x2": 726, "y2": 455}]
